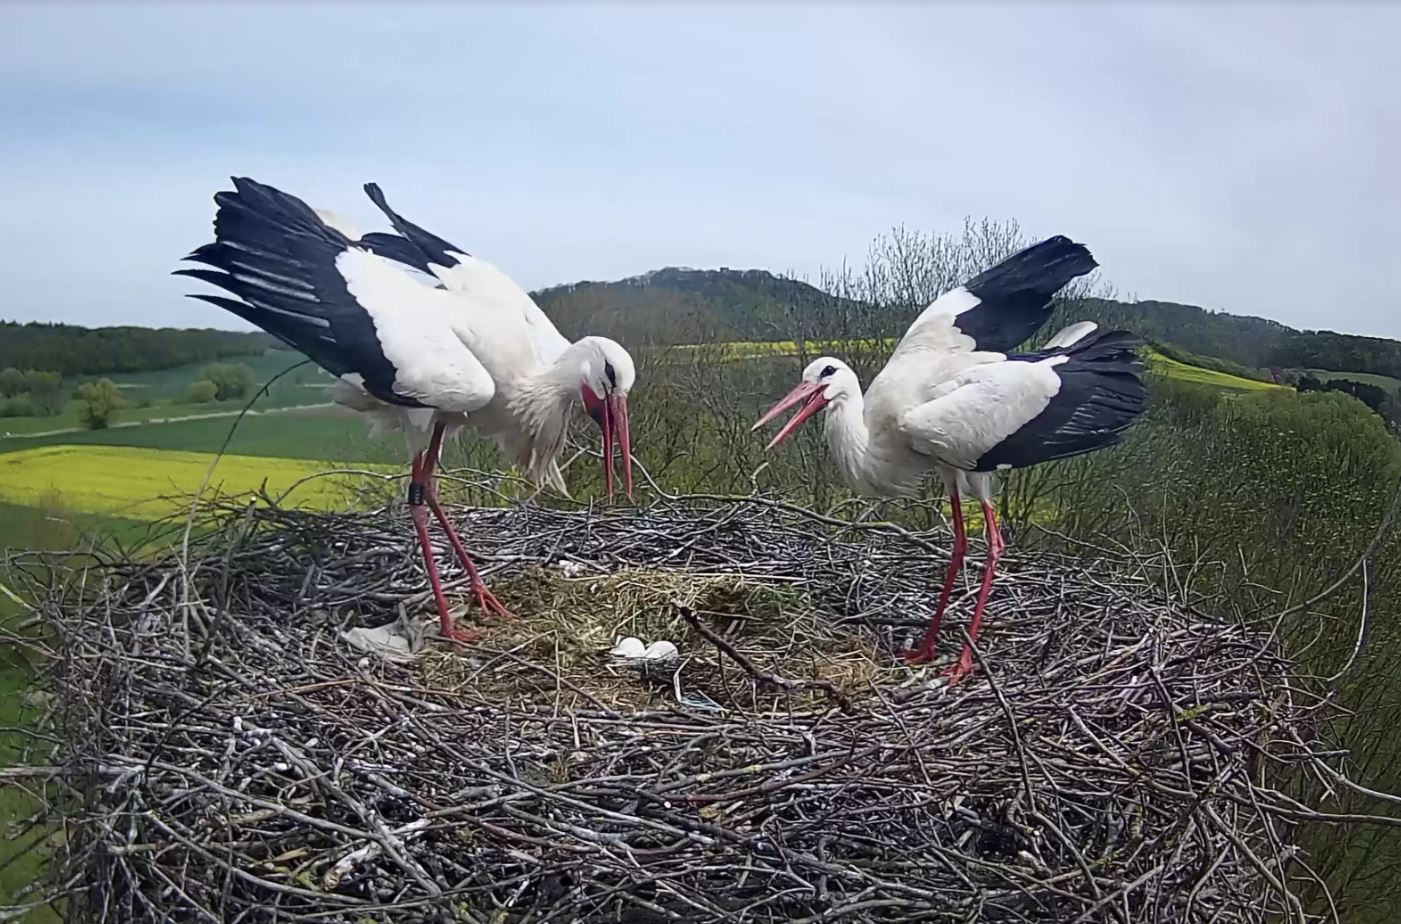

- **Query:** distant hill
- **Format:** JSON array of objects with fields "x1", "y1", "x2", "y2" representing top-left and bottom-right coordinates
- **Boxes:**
[
  {"x1": 537, "y1": 267, "x2": 1401, "y2": 387},
  {"x1": 0, "y1": 321, "x2": 276, "y2": 378},
  {"x1": 536, "y1": 267, "x2": 850, "y2": 344}
]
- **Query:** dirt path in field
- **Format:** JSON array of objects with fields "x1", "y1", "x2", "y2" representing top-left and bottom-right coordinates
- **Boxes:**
[{"x1": 0, "y1": 403, "x2": 337, "y2": 441}]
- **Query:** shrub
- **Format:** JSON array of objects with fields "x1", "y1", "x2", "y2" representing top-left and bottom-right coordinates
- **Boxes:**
[
  {"x1": 187, "y1": 380, "x2": 219, "y2": 404},
  {"x1": 0, "y1": 395, "x2": 35, "y2": 417},
  {"x1": 200, "y1": 362, "x2": 254, "y2": 401},
  {"x1": 76, "y1": 378, "x2": 127, "y2": 430},
  {"x1": 0, "y1": 367, "x2": 23, "y2": 398},
  {"x1": 22, "y1": 370, "x2": 65, "y2": 416}
]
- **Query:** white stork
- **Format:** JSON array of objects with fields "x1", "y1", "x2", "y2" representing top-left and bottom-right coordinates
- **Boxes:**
[
  {"x1": 752, "y1": 236, "x2": 1146, "y2": 682},
  {"x1": 177, "y1": 177, "x2": 637, "y2": 642}
]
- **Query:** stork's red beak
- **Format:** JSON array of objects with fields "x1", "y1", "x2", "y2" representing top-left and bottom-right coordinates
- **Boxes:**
[
  {"x1": 752, "y1": 381, "x2": 829, "y2": 449},
  {"x1": 584, "y1": 387, "x2": 633, "y2": 499},
  {"x1": 606, "y1": 393, "x2": 632, "y2": 498}
]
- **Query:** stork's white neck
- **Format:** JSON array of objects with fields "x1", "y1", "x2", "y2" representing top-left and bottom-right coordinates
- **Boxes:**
[
  {"x1": 822, "y1": 390, "x2": 874, "y2": 490},
  {"x1": 821, "y1": 387, "x2": 923, "y2": 498},
  {"x1": 502, "y1": 341, "x2": 596, "y2": 491}
]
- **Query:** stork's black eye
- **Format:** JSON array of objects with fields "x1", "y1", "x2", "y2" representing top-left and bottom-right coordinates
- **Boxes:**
[
  {"x1": 604, "y1": 361, "x2": 617, "y2": 389},
  {"x1": 820, "y1": 365, "x2": 837, "y2": 378}
]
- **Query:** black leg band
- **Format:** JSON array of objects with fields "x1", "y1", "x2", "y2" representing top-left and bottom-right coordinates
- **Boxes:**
[{"x1": 408, "y1": 482, "x2": 426, "y2": 506}]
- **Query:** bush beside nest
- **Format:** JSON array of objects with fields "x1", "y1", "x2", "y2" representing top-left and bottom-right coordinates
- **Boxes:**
[{"x1": 8, "y1": 493, "x2": 1357, "y2": 922}]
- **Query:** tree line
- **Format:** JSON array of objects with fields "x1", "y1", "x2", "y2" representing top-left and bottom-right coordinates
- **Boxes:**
[
  {"x1": 1269, "y1": 330, "x2": 1401, "y2": 379},
  {"x1": 0, "y1": 321, "x2": 274, "y2": 378}
]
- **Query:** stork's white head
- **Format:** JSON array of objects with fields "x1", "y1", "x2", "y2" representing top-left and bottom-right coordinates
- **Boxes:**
[
  {"x1": 574, "y1": 336, "x2": 637, "y2": 497},
  {"x1": 751, "y1": 356, "x2": 858, "y2": 449}
]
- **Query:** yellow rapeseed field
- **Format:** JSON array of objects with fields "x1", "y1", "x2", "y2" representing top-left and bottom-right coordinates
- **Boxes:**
[{"x1": 0, "y1": 445, "x2": 360, "y2": 519}]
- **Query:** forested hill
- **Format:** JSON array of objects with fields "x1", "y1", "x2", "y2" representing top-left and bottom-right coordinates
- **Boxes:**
[
  {"x1": 537, "y1": 267, "x2": 1401, "y2": 378},
  {"x1": 11, "y1": 268, "x2": 1397, "y2": 383},
  {"x1": 536, "y1": 267, "x2": 844, "y2": 343},
  {"x1": 0, "y1": 321, "x2": 276, "y2": 377}
]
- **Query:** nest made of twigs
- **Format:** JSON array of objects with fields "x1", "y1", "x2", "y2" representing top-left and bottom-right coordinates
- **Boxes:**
[{"x1": 4, "y1": 491, "x2": 1347, "y2": 923}]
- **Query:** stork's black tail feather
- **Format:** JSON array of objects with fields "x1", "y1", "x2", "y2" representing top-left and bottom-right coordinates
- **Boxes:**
[
  {"x1": 974, "y1": 328, "x2": 1148, "y2": 472},
  {"x1": 1052, "y1": 328, "x2": 1146, "y2": 373}
]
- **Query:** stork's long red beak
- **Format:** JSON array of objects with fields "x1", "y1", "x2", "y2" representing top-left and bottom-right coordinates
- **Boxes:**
[
  {"x1": 605, "y1": 393, "x2": 632, "y2": 499},
  {"x1": 752, "y1": 381, "x2": 829, "y2": 449},
  {"x1": 583, "y1": 388, "x2": 634, "y2": 499}
]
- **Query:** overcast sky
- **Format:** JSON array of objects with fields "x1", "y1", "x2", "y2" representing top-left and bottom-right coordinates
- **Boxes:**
[{"x1": 2, "y1": 1, "x2": 1397, "y2": 338}]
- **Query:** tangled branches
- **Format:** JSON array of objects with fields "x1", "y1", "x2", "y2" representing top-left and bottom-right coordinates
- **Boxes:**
[{"x1": 5, "y1": 492, "x2": 1379, "y2": 922}]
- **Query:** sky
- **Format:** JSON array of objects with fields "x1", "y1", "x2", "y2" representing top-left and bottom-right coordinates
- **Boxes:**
[{"x1": 1, "y1": 1, "x2": 1398, "y2": 339}]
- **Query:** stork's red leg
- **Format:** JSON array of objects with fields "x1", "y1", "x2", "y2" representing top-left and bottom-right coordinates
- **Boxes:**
[
  {"x1": 905, "y1": 487, "x2": 967, "y2": 665},
  {"x1": 409, "y1": 452, "x2": 478, "y2": 643},
  {"x1": 422, "y1": 423, "x2": 514, "y2": 619},
  {"x1": 944, "y1": 501, "x2": 1004, "y2": 684}
]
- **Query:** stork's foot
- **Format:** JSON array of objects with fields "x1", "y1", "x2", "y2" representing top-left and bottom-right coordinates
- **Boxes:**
[
  {"x1": 470, "y1": 582, "x2": 515, "y2": 619},
  {"x1": 941, "y1": 650, "x2": 976, "y2": 685},
  {"x1": 438, "y1": 619, "x2": 481, "y2": 645},
  {"x1": 903, "y1": 643, "x2": 939, "y2": 666}
]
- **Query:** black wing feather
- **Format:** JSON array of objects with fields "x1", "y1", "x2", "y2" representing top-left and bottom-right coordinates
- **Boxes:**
[
  {"x1": 362, "y1": 182, "x2": 469, "y2": 271},
  {"x1": 174, "y1": 176, "x2": 427, "y2": 408},
  {"x1": 952, "y1": 235, "x2": 1098, "y2": 353}
]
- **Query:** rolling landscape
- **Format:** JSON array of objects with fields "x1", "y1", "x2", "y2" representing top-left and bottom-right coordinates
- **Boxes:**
[
  {"x1": 5, "y1": 235, "x2": 1401, "y2": 921},
  {"x1": 4, "y1": 2, "x2": 1400, "y2": 917}
]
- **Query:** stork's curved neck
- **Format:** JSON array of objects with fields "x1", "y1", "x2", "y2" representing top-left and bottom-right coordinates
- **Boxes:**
[
  {"x1": 822, "y1": 389, "x2": 873, "y2": 486},
  {"x1": 502, "y1": 341, "x2": 596, "y2": 488}
]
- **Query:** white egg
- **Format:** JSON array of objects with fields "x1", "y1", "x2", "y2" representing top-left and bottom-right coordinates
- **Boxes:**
[
  {"x1": 610, "y1": 637, "x2": 646, "y2": 658},
  {"x1": 642, "y1": 640, "x2": 679, "y2": 661}
]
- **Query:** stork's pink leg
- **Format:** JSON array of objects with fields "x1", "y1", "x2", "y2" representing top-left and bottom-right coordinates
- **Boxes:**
[
  {"x1": 409, "y1": 452, "x2": 479, "y2": 643},
  {"x1": 944, "y1": 501, "x2": 1004, "y2": 684},
  {"x1": 421, "y1": 423, "x2": 514, "y2": 619},
  {"x1": 905, "y1": 487, "x2": 967, "y2": 665}
]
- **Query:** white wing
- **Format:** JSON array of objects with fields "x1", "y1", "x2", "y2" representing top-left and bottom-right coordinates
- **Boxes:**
[
  {"x1": 429, "y1": 255, "x2": 572, "y2": 375},
  {"x1": 864, "y1": 285, "x2": 1003, "y2": 430},
  {"x1": 898, "y1": 359, "x2": 1063, "y2": 471},
  {"x1": 179, "y1": 176, "x2": 497, "y2": 418},
  {"x1": 360, "y1": 183, "x2": 572, "y2": 380},
  {"x1": 866, "y1": 236, "x2": 1097, "y2": 426},
  {"x1": 335, "y1": 249, "x2": 497, "y2": 412}
]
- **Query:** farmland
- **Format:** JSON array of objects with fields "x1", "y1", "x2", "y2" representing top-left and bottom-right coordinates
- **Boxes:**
[
  {"x1": 0, "y1": 341, "x2": 1290, "y2": 522},
  {"x1": 0, "y1": 349, "x2": 331, "y2": 436},
  {"x1": 0, "y1": 445, "x2": 364, "y2": 519},
  {"x1": 1308, "y1": 367, "x2": 1401, "y2": 391}
]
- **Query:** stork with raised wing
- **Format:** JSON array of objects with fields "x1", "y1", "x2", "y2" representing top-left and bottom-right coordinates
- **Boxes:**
[
  {"x1": 752, "y1": 236, "x2": 1146, "y2": 682},
  {"x1": 177, "y1": 177, "x2": 637, "y2": 642}
]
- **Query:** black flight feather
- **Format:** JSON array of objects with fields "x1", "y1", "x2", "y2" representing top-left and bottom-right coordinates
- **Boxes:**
[
  {"x1": 951, "y1": 235, "x2": 1098, "y2": 354},
  {"x1": 174, "y1": 176, "x2": 428, "y2": 408}
]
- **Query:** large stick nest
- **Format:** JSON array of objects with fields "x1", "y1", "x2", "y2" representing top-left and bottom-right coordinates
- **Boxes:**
[{"x1": 12, "y1": 491, "x2": 1337, "y2": 922}]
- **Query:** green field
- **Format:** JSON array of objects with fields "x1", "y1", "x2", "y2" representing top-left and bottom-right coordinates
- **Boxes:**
[
  {"x1": 0, "y1": 445, "x2": 377, "y2": 519},
  {"x1": 0, "y1": 408, "x2": 404, "y2": 461},
  {"x1": 1309, "y1": 368, "x2": 1401, "y2": 391},
  {"x1": 1144, "y1": 348, "x2": 1282, "y2": 393},
  {"x1": 0, "y1": 349, "x2": 333, "y2": 436}
]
